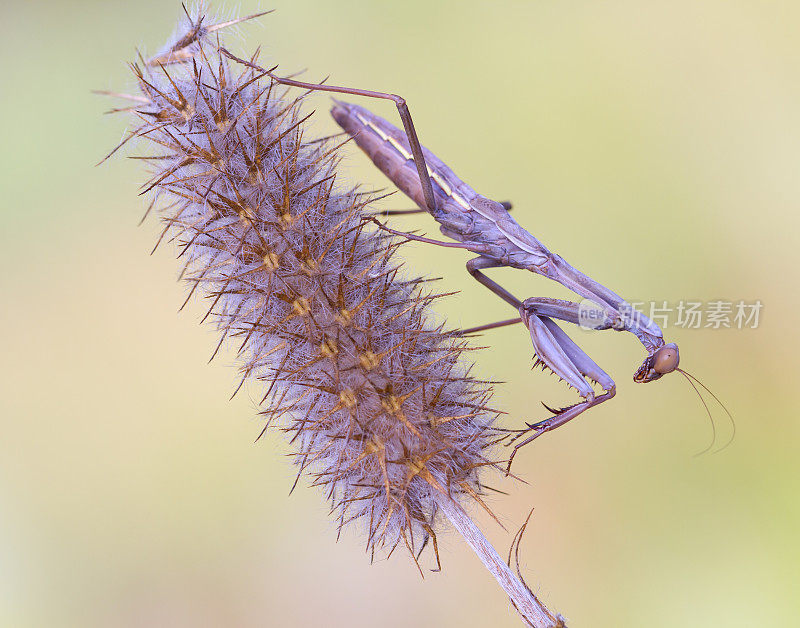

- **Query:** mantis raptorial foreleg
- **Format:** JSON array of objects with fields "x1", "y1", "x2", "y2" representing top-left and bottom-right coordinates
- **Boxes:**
[
  {"x1": 452, "y1": 253, "x2": 622, "y2": 472},
  {"x1": 458, "y1": 257, "x2": 623, "y2": 470},
  {"x1": 521, "y1": 297, "x2": 617, "y2": 330},
  {"x1": 504, "y1": 311, "x2": 617, "y2": 471}
]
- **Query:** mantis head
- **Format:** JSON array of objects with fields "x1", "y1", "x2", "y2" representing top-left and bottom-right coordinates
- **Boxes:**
[
  {"x1": 633, "y1": 342, "x2": 680, "y2": 383},
  {"x1": 633, "y1": 342, "x2": 735, "y2": 454}
]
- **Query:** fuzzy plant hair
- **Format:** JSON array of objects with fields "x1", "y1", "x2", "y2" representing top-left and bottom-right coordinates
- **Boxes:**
[{"x1": 102, "y1": 7, "x2": 565, "y2": 626}]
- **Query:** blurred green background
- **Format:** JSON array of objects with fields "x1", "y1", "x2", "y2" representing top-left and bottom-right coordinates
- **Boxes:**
[{"x1": 2, "y1": 1, "x2": 799, "y2": 626}]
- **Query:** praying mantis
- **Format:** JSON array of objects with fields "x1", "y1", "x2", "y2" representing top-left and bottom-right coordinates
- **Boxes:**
[{"x1": 220, "y1": 48, "x2": 718, "y2": 473}]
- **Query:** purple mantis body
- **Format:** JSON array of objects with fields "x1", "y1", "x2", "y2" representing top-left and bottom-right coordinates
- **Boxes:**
[
  {"x1": 221, "y1": 50, "x2": 684, "y2": 471},
  {"x1": 330, "y1": 101, "x2": 681, "y2": 469}
]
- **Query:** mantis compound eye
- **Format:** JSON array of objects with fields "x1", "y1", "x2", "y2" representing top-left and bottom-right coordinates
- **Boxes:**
[{"x1": 653, "y1": 343, "x2": 680, "y2": 374}]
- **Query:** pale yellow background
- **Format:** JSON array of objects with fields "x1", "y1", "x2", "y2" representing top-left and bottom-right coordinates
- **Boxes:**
[{"x1": 2, "y1": 1, "x2": 798, "y2": 626}]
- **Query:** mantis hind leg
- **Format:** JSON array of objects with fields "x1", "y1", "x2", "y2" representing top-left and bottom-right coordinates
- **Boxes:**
[{"x1": 220, "y1": 48, "x2": 439, "y2": 216}]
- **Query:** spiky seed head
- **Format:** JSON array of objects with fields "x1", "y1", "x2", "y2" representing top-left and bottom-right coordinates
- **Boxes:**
[{"x1": 106, "y1": 7, "x2": 502, "y2": 562}]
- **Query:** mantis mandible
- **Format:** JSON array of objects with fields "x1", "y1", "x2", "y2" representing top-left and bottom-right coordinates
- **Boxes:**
[{"x1": 221, "y1": 49, "x2": 716, "y2": 473}]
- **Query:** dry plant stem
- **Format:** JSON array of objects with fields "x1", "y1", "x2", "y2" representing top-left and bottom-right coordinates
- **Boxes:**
[{"x1": 433, "y1": 492, "x2": 562, "y2": 628}]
